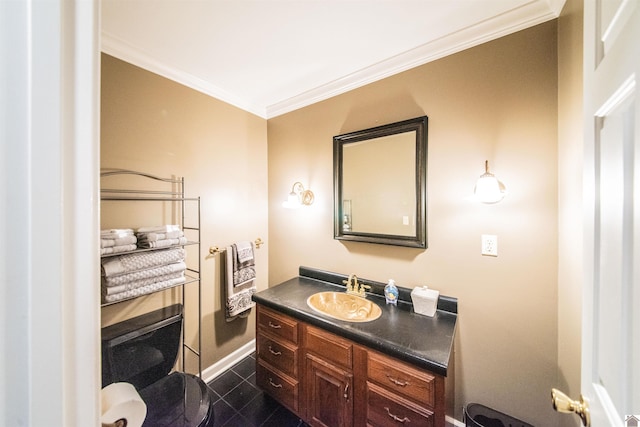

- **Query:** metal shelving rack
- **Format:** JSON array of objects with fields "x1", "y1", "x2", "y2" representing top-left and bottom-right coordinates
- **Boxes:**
[{"x1": 100, "y1": 169, "x2": 202, "y2": 377}]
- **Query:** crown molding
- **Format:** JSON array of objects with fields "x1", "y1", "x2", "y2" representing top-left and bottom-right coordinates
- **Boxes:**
[
  {"x1": 101, "y1": 0, "x2": 563, "y2": 120},
  {"x1": 101, "y1": 33, "x2": 268, "y2": 118},
  {"x1": 266, "y1": 0, "x2": 562, "y2": 118}
]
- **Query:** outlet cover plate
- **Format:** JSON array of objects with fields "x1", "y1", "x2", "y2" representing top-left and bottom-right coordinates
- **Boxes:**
[{"x1": 482, "y1": 234, "x2": 498, "y2": 256}]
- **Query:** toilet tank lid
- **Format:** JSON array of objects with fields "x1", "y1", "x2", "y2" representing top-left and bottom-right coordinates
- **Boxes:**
[{"x1": 102, "y1": 304, "x2": 183, "y2": 346}]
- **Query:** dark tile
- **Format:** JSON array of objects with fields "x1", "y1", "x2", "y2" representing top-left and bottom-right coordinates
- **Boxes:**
[
  {"x1": 207, "y1": 384, "x2": 222, "y2": 403},
  {"x1": 232, "y1": 356, "x2": 257, "y2": 379},
  {"x1": 222, "y1": 412, "x2": 250, "y2": 426},
  {"x1": 237, "y1": 392, "x2": 280, "y2": 426},
  {"x1": 246, "y1": 372, "x2": 257, "y2": 387},
  {"x1": 213, "y1": 399, "x2": 237, "y2": 427},
  {"x1": 210, "y1": 370, "x2": 243, "y2": 396},
  {"x1": 224, "y1": 380, "x2": 261, "y2": 411},
  {"x1": 262, "y1": 405, "x2": 305, "y2": 427}
]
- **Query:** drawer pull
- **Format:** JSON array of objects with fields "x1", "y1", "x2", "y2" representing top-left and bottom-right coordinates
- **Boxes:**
[
  {"x1": 268, "y1": 378, "x2": 283, "y2": 388},
  {"x1": 268, "y1": 345, "x2": 282, "y2": 356},
  {"x1": 386, "y1": 374, "x2": 410, "y2": 387},
  {"x1": 384, "y1": 407, "x2": 410, "y2": 424},
  {"x1": 268, "y1": 321, "x2": 281, "y2": 329}
]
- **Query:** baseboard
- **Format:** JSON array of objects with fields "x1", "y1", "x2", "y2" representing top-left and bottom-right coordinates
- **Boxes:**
[
  {"x1": 446, "y1": 415, "x2": 465, "y2": 427},
  {"x1": 201, "y1": 339, "x2": 256, "y2": 384}
]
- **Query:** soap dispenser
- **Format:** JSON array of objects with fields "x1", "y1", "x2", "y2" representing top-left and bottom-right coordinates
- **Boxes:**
[{"x1": 384, "y1": 279, "x2": 399, "y2": 305}]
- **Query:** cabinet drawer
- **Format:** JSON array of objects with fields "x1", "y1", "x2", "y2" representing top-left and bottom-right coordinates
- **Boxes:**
[
  {"x1": 257, "y1": 360, "x2": 299, "y2": 413},
  {"x1": 305, "y1": 325, "x2": 353, "y2": 370},
  {"x1": 367, "y1": 382, "x2": 433, "y2": 427},
  {"x1": 257, "y1": 332, "x2": 298, "y2": 378},
  {"x1": 368, "y1": 350, "x2": 435, "y2": 407},
  {"x1": 257, "y1": 305, "x2": 299, "y2": 345}
]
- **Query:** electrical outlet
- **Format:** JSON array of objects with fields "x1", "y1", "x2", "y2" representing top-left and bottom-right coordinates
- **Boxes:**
[{"x1": 481, "y1": 234, "x2": 498, "y2": 256}]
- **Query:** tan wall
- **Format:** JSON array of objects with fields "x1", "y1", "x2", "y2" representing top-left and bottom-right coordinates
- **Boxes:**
[
  {"x1": 268, "y1": 21, "x2": 559, "y2": 425},
  {"x1": 557, "y1": 0, "x2": 584, "y2": 426},
  {"x1": 100, "y1": 54, "x2": 268, "y2": 373}
]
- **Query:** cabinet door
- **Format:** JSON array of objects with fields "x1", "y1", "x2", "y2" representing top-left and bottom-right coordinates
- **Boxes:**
[{"x1": 305, "y1": 354, "x2": 354, "y2": 427}]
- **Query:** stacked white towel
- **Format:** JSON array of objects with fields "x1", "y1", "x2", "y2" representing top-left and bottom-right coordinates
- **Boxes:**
[
  {"x1": 136, "y1": 225, "x2": 187, "y2": 249},
  {"x1": 100, "y1": 229, "x2": 137, "y2": 255},
  {"x1": 101, "y1": 247, "x2": 186, "y2": 303}
]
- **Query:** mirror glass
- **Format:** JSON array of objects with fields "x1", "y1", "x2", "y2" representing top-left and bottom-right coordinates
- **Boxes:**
[{"x1": 334, "y1": 116, "x2": 428, "y2": 248}]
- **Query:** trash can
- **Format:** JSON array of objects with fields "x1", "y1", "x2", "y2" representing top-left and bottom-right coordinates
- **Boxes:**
[{"x1": 464, "y1": 403, "x2": 534, "y2": 427}]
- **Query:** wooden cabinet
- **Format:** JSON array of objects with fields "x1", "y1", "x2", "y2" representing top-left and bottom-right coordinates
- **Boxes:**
[
  {"x1": 256, "y1": 305, "x2": 300, "y2": 413},
  {"x1": 255, "y1": 304, "x2": 447, "y2": 427},
  {"x1": 364, "y1": 349, "x2": 444, "y2": 427},
  {"x1": 305, "y1": 325, "x2": 354, "y2": 427}
]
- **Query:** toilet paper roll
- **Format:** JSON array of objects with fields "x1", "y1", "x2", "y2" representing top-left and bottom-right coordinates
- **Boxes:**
[{"x1": 101, "y1": 382, "x2": 147, "y2": 427}]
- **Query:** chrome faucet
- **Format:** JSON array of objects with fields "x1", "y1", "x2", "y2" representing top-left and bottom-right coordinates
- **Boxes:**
[{"x1": 343, "y1": 274, "x2": 370, "y2": 297}]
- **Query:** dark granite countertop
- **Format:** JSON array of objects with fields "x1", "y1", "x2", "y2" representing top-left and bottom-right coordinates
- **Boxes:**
[{"x1": 252, "y1": 266, "x2": 457, "y2": 377}]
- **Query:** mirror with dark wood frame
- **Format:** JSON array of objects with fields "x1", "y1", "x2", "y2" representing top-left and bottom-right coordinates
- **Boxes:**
[{"x1": 333, "y1": 116, "x2": 428, "y2": 248}]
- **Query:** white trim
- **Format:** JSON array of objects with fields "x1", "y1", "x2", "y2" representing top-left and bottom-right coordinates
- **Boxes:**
[
  {"x1": 446, "y1": 415, "x2": 466, "y2": 427},
  {"x1": 201, "y1": 340, "x2": 256, "y2": 384},
  {"x1": 101, "y1": 33, "x2": 267, "y2": 119},
  {"x1": 267, "y1": 0, "x2": 559, "y2": 118}
]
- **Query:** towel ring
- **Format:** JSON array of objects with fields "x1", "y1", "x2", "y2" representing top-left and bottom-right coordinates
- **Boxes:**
[{"x1": 209, "y1": 238, "x2": 264, "y2": 255}]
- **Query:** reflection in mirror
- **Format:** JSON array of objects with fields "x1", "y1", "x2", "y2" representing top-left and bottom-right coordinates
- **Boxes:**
[{"x1": 334, "y1": 116, "x2": 428, "y2": 248}]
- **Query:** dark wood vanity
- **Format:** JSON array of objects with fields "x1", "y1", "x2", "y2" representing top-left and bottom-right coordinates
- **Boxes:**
[{"x1": 253, "y1": 267, "x2": 456, "y2": 427}]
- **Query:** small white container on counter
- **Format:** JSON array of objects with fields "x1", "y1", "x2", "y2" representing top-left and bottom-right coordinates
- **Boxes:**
[{"x1": 410, "y1": 286, "x2": 439, "y2": 317}]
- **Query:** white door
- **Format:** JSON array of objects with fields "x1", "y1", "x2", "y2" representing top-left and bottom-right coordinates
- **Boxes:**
[{"x1": 582, "y1": 0, "x2": 639, "y2": 425}]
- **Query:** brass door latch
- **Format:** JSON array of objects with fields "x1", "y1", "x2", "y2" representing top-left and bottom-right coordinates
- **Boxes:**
[{"x1": 551, "y1": 388, "x2": 590, "y2": 427}]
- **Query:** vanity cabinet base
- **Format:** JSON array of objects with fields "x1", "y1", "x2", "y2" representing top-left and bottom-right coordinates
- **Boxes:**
[{"x1": 255, "y1": 304, "x2": 447, "y2": 427}]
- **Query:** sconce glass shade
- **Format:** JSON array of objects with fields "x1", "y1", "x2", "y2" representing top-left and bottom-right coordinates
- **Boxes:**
[
  {"x1": 474, "y1": 161, "x2": 506, "y2": 204},
  {"x1": 283, "y1": 182, "x2": 314, "y2": 209}
]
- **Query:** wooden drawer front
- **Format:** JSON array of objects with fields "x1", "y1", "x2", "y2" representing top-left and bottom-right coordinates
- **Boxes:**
[
  {"x1": 305, "y1": 325, "x2": 353, "y2": 370},
  {"x1": 368, "y1": 351, "x2": 435, "y2": 407},
  {"x1": 367, "y1": 382, "x2": 433, "y2": 427},
  {"x1": 257, "y1": 333, "x2": 298, "y2": 378},
  {"x1": 257, "y1": 360, "x2": 299, "y2": 413},
  {"x1": 257, "y1": 306, "x2": 298, "y2": 345}
]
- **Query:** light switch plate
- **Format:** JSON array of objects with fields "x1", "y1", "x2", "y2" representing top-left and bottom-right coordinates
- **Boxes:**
[{"x1": 482, "y1": 234, "x2": 498, "y2": 256}]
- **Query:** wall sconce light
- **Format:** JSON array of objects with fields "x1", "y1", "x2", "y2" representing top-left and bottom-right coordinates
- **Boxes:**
[
  {"x1": 283, "y1": 181, "x2": 314, "y2": 209},
  {"x1": 474, "y1": 160, "x2": 506, "y2": 204}
]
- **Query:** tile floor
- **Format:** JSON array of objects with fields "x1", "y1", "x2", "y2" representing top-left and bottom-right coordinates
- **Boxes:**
[{"x1": 207, "y1": 352, "x2": 309, "y2": 427}]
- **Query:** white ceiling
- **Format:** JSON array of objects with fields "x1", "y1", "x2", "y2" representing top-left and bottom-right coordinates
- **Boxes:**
[{"x1": 101, "y1": 0, "x2": 565, "y2": 119}]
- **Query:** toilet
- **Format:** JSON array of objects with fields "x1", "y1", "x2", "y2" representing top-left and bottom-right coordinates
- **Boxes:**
[{"x1": 101, "y1": 304, "x2": 215, "y2": 427}]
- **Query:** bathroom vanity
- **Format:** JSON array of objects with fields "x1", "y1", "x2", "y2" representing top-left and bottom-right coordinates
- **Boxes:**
[{"x1": 252, "y1": 267, "x2": 457, "y2": 427}]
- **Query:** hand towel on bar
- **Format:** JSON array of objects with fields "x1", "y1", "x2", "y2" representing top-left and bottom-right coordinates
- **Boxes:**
[
  {"x1": 224, "y1": 242, "x2": 256, "y2": 321},
  {"x1": 231, "y1": 241, "x2": 255, "y2": 287}
]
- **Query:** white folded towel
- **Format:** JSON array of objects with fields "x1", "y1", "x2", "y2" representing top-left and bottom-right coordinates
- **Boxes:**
[
  {"x1": 102, "y1": 261, "x2": 187, "y2": 287},
  {"x1": 137, "y1": 236, "x2": 187, "y2": 249},
  {"x1": 137, "y1": 230, "x2": 184, "y2": 242},
  {"x1": 101, "y1": 235, "x2": 137, "y2": 248},
  {"x1": 136, "y1": 225, "x2": 181, "y2": 234},
  {"x1": 100, "y1": 244, "x2": 137, "y2": 255},
  {"x1": 100, "y1": 229, "x2": 134, "y2": 238},
  {"x1": 101, "y1": 248, "x2": 185, "y2": 277}
]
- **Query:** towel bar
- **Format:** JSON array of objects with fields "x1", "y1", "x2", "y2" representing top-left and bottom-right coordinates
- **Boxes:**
[{"x1": 209, "y1": 237, "x2": 263, "y2": 255}]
